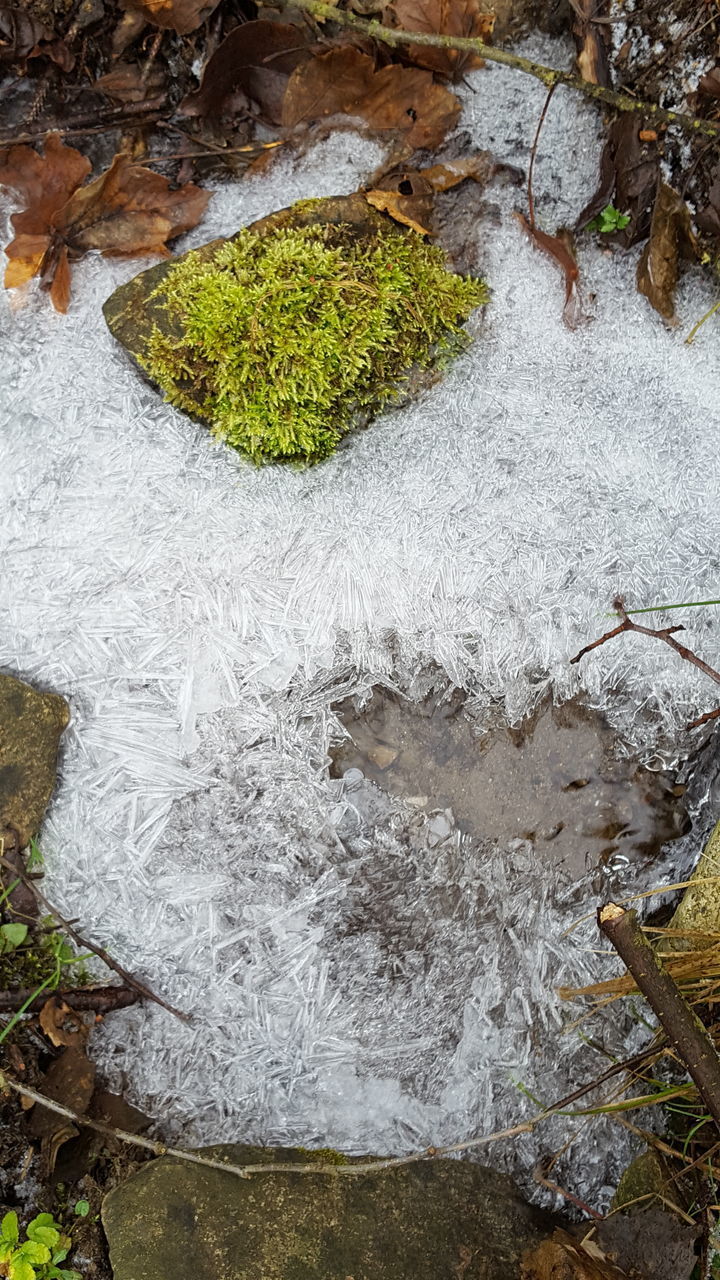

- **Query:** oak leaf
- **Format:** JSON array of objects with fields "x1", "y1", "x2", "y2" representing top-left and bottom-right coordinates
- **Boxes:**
[
  {"x1": 636, "y1": 182, "x2": 696, "y2": 321},
  {"x1": 0, "y1": 133, "x2": 210, "y2": 311},
  {"x1": 282, "y1": 46, "x2": 460, "y2": 149},
  {"x1": 382, "y1": 0, "x2": 494, "y2": 79},
  {"x1": 182, "y1": 20, "x2": 312, "y2": 125},
  {"x1": 365, "y1": 156, "x2": 490, "y2": 234},
  {"x1": 0, "y1": 5, "x2": 74, "y2": 70}
]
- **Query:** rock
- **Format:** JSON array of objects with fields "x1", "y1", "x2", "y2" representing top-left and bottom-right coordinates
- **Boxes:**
[
  {"x1": 102, "y1": 1144, "x2": 558, "y2": 1280},
  {"x1": 0, "y1": 672, "x2": 69, "y2": 847},
  {"x1": 103, "y1": 194, "x2": 486, "y2": 465},
  {"x1": 666, "y1": 817, "x2": 720, "y2": 945}
]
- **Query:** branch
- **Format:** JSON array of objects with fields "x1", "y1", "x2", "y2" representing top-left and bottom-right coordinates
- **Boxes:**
[
  {"x1": 0, "y1": 1045, "x2": 659, "y2": 1182},
  {"x1": 599, "y1": 902, "x2": 720, "y2": 1132},
  {"x1": 0, "y1": 985, "x2": 139, "y2": 1014},
  {"x1": 571, "y1": 596, "x2": 720, "y2": 730},
  {"x1": 0, "y1": 853, "x2": 190, "y2": 1025},
  {"x1": 279, "y1": 0, "x2": 720, "y2": 139}
]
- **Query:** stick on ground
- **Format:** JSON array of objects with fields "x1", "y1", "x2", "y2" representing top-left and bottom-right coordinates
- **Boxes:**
[{"x1": 598, "y1": 902, "x2": 720, "y2": 1132}]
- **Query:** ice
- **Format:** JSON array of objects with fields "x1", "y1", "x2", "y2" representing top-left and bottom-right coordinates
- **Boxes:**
[{"x1": 2, "y1": 34, "x2": 720, "y2": 1207}]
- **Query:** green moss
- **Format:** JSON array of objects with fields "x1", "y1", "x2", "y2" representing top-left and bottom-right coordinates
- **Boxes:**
[
  {"x1": 139, "y1": 219, "x2": 487, "y2": 465},
  {"x1": 293, "y1": 1147, "x2": 349, "y2": 1166}
]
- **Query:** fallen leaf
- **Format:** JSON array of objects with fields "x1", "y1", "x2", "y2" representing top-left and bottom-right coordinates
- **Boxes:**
[
  {"x1": 364, "y1": 155, "x2": 491, "y2": 234},
  {"x1": 95, "y1": 60, "x2": 166, "y2": 103},
  {"x1": 282, "y1": 46, "x2": 460, "y2": 149},
  {"x1": 27, "y1": 1044, "x2": 95, "y2": 1173},
  {"x1": 120, "y1": 0, "x2": 220, "y2": 35},
  {"x1": 363, "y1": 185, "x2": 430, "y2": 235},
  {"x1": 697, "y1": 66, "x2": 720, "y2": 99},
  {"x1": 382, "y1": 0, "x2": 494, "y2": 79},
  {"x1": 181, "y1": 20, "x2": 312, "y2": 125},
  {"x1": 0, "y1": 5, "x2": 74, "y2": 70},
  {"x1": 576, "y1": 113, "x2": 659, "y2": 245},
  {"x1": 516, "y1": 213, "x2": 583, "y2": 328},
  {"x1": 636, "y1": 182, "x2": 696, "y2": 321},
  {"x1": 0, "y1": 133, "x2": 210, "y2": 311},
  {"x1": 39, "y1": 996, "x2": 87, "y2": 1049},
  {"x1": 572, "y1": 0, "x2": 611, "y2": 88},
  {"x1": 521, "y1": 1229, "x2": 628, "y2": 1279}
]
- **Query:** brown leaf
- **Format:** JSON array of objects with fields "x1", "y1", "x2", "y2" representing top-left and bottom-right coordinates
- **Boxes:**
[
  {"x1": 572, "y1": 0, "x2": 612, "y2": 88},
  {"x1": 697, "y1": 167, "x2": 720, "y2": 239},
  {"x1": 382, "y1": 0, "x2": 494, "y2": 79},
  {"x1": 516, "y1": 213, "x2": 583, "y2": 328},
  {"x1": 282, "y1": 46, "x2": 460, "y2": 149},
  {"x1": 0, "y1": 134, "x2": 209, "y2": 310},
  {"x1": 95, "y1": 61, "x2": 166, "y2": 103},
  {"x1": 120, "y1": 0, "x2": 220, "y2": 35},
  {"x1": 595, "y1": 1206, "x2": 699, "y2": 1280},
  {"x1": 521, "y1": 1229, "x2": 628, "y2": 1279},
  {"x1": 366, "y1": 186, "x2": 434, "y2": 234},
  {"x1": 419, "y1": 154, "x2": 494, "y2": 190},
  {"x1": 636, "y1": 182, "x2": 696, "y2": 321},
  {"x1": 576, "y1": 113, "x2": 659, "y2": 245},
  {"x1": 27, "y1": 1045, "x2": 95, "y2": 1170},
  {"x1": 181, "y1": 20, "x2": 312, "y2": 125},
  {"x1": 698, "y1": 66, "x2": 720, "y2": 99},
  {"x1": 39, "y1": 996, "x2": 87, "y2": 1048},
  {"x1": 0, "y1": 6, "x2": 74, "y2": 70}
]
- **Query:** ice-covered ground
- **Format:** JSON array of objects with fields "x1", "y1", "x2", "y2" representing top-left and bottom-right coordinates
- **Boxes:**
[{"x1": 3, "y1": 36, "x2": 720, "y2": 1205}]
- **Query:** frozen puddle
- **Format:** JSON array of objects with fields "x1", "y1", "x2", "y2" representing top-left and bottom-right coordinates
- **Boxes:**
[
  {"x1": 2, "y1": 33, "x2": 720, "y2": 1205},
  {"x1": 330, "y1": 687, "x2": 690, "y2": 881}
]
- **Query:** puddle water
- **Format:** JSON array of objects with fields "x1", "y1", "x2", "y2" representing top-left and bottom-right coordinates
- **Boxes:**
[{"x1": 329, "y1": 689, "x2": 690, "y2": 879}]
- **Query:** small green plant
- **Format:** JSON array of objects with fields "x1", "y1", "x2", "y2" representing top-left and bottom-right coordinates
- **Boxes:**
[
  {"x1": 0, "y1": 920, "x2": 91, "y2": 1050},
  {"x1": 0, "y1": 924, "x2": 28, "y2": 955},
  {"x1": 586, "y1": 203, "x2": 631, "y2": 234},
  {"x1": 141, "y1": 212, "x2": 488, "y2": 464},
  {"x1": 0, "y1": 1212, "x2": 81, "y2": 1280}
]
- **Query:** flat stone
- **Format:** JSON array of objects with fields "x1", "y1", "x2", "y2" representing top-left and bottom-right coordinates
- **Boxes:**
[
  {"x1": 0, "y1": 672, "x2": 69, "y2": 847},
  {"x1": 102, "y1": 1144, "x2": 558, "y2": 1280}
]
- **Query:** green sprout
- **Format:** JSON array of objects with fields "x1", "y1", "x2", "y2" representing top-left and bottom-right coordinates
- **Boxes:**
[
  {"x1": 0, "y1": 1212, "x2": 81, "y2": 1280},
  {"x1": 140, "y1": 215, "x2": 487, "y2": 465},
  {"x1": 587, "y1": 203, "x2": 631, "y2": 234}
]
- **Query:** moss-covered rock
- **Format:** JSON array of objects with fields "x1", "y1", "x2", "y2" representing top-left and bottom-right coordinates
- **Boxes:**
[
  {"x1": 102, "y1": 1144, "x2": 558, "y2": 1280},
  {"x1": 103, "y1": 194, "x2": 487, "y2": 465},
  {"x1": 0, "y1": 672, "x2": 69, "y2": 847},
  {"x1": 667, "y1": 818, "x2": 720, "y2": 945}
]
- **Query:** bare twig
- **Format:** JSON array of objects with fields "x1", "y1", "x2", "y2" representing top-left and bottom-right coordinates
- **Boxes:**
[
  {"x1": 527, "y1": 84, "x2": 557, "y2": 231},
  {"x1": 599, "y1": 903, "x2": 720, "y2": 1132},
  {"x1": 276, "y1": 0, "x2": 720, "y2": 139},
  {"x1": 0, "y1": 98, "x2": 168, "y2": 149},
  {"x1": 0, "y1": 854, "x2": 190, "y2": 1024},
  {"x1": 0, "y1": 985, "x2": 139, "y2": 1014},
  {"x1": 571, "y1": 595, "x2": 720, "y2": 729}
]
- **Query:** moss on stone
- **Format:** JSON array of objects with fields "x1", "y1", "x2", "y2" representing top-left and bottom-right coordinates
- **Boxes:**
[{"x1": 137, "y1": 216, "x2": 487, "y2": 465}]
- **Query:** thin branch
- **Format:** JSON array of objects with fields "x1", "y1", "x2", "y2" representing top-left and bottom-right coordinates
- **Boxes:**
[
  {"x1": 0, "y1": 1045, "x2": 661, "y2": 1182},
  {"x1": 277, "y1": 0, "x2": 720, "y2": 139},
  {"x1": 0, "y1": 854, "x2": 190, "y2": 1024},
  {"x1": 0, "y1": 985, "x2": 139, "y2": 1014},
  {"x1": 0, "y1": 98, "x2": 168, "y2": 149},
  {"x1": 527, "y1": 83, "x2": 557, "y2": 231},
  {"x1": 599, "y1": 903, "x2": 720, "y2": 1132},
  {"x1": 571, "y1": 595, "x2": 720, "y2": 729}
]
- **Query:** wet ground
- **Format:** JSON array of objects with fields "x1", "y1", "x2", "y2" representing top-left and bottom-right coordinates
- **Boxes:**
[{"x1": 330, "y1": 689, "x2": 690, "y2": 880}]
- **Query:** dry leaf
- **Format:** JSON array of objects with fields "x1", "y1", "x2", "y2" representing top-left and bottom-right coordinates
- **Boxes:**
[
  {"x1": 0, "y1": 133, "x2": 210, "y2": 311},
  {"x1": 516, "y1": 213, "x2": 583, "y2": 328},
  {"x1": 576, "y1": 113, "x2": 659, "y2": 245},
  {"x1": 698, "y1": 66, "x2": 720, "y2": 100},
  {"x1": 572, "y1": 0, "x2": 611, "y2": 88},
  {"x1": 0, "y1": 5, "x2": 74, "y2": 70},
  {"x1": 697, "y1": 166, "x2": 720, "y2": 239},
  {"x1": 595, "y1": 1207, "x2": 699, "y2": 1280},
  {"x1": 521, "y1": 1229, "x2": 628, "y2": 1280},
  {"x1": 39, "y1": 996, "x2": 87, "y2": 1048},
  {"x1": 282, "y1": 46, "x2": 460, "y2": 149},
  {"x1": 95, "y1": 61, "x2": 166, "y2": 103},
  {"x1": 636, "y1": 182, "x2": 696, "y2": 321},
  {"x1": 181, "y1": 20, "x2": 312, "y2": 125},
  {"x1": 366, "y1": 186, "x2": 434, "y2": 234},
  {"x1": 120, "y1": 0, "x2": 220, "y2": 35},
  {"x1": 383, "y1": 0, "x2": 494, "y2": 79}
]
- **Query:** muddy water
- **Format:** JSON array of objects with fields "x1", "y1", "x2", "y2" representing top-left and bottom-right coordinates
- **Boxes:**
[{"x1": 329, "y1": 690, "x2": 689, "y2": 879}]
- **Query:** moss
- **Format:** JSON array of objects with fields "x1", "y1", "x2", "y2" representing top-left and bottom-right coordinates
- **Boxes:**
[
  {"x1": 139, "y1": 218, "x2": 487, "y2": 465},
  {"x1": 293, "y1": 1147, "x2": 349, "y2": 1166}
]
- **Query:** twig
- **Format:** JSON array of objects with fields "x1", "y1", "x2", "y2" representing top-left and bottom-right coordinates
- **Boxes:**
[
  {"x1": 0, "y1": 98, "x2": 168, "y2": 149},
  {"x1": 571, "y1": 595, "x2": 720, "y2": 730},
  {"x1": 0, "y1": 985, "x2": 139, "y2": 1014},
  {"x1": 0, "y1": 854, "x2": 190, "y2": 1024},
  {"x1": 527, "y1": 84, "x2": 557, "y2": 231},
  {"x1": 276, "y1": 0, "x2": 720, "y2": 140},
  {"x1": 599, "y1": 903, "x2": 720, "y2": 1132}
]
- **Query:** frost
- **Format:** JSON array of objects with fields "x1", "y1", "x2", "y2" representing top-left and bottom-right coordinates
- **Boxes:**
[{"x1": 2, "y1": 36, "x2": 720, "y2": 1206}]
